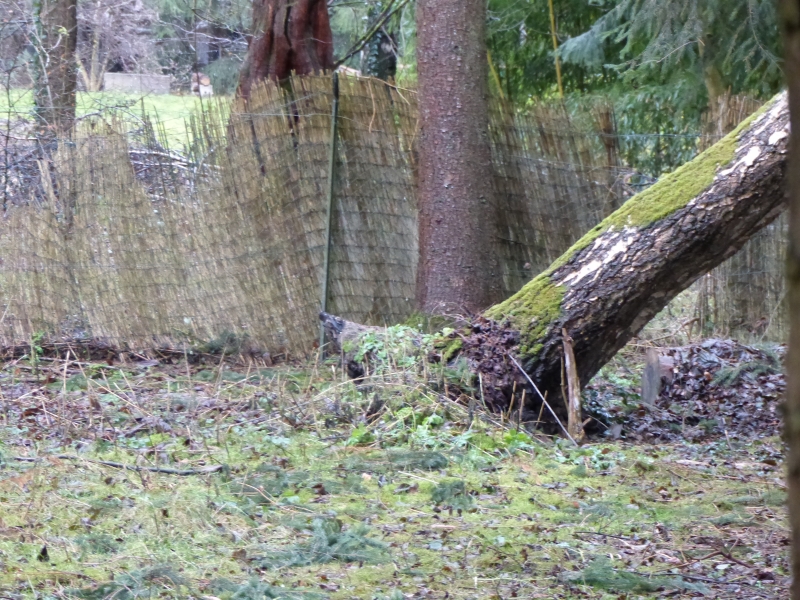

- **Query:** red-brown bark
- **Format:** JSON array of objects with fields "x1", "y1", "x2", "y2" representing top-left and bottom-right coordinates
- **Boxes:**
[
  {"x1": 415, "y1": 0, "x2": 501, "y2": 314},
  {"x1": 237, "y1": 0, "x2": 333, "y2": 99}
]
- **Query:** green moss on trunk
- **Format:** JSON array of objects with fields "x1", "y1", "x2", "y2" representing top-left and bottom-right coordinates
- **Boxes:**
[
  {"x1": 485, "y1": 274, "x2": 565, "y2": 358},
  {"x1": 484, "y1": 96, "x2": 776, "y2": 360},
  {"x1": 548, "y1": 99, "x2": 772, "y2": 273}
]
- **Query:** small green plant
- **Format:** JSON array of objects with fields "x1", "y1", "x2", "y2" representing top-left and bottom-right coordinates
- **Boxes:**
[
  {"x1": 502, "y1": 429, "x2": 535, "y2": 454},
  {"x1": 346, "y1": 425, "x2": 375, "y2": 446},
  {"x1": 430, "y1": 479, "x2": 474, "y2": 510},
  {"x1": 31, "y1": 331, "x2": 46, "y2": 357},
  {"x1": 354, "y1": 325, "x2": 425, "y2": 372},
  {"x1": 257, "y1": 518, "x2": 390, "y2": 568},
  {"x1": 713, "y1": 358, "x2": 781, "y2": 386}
]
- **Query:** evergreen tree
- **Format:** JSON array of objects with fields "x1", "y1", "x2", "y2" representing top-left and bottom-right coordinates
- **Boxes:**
[{"x1": 559, "y1": 0, "x2": 783, "y2": 107}]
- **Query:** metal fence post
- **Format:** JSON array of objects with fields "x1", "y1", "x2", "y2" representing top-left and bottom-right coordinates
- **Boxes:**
[{"x1": 320, "y1": 72, "x2": 340, "y2": 351}]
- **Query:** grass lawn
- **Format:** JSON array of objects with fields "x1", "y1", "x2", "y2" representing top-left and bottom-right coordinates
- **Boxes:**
[
  {"x1": 0, "y1": 90, "x2": 225, "y2": 148},
  {"x1": 0, "y1": 348, "x2": 788, "y2": 599}
]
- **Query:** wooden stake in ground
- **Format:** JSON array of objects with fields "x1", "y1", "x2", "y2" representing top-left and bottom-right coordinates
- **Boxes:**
[
  {"x1": 561, "y1": 329, "x2": 584, "y2": 442},
  {"x1": 641, "y1": 348, "x2": 662, "y2": 406}
]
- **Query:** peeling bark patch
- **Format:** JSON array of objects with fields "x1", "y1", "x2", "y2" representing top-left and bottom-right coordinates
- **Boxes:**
[
  {"x1": 769, "y1": 130, "x2": 789, "y2": 145},
  {"x1": 561, "y1": 229, "x2": 636, "y2": 287}
]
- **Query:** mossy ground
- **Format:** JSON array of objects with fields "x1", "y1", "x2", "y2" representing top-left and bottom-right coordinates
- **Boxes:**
[{"x1": 0, "y1": 352, "x2": 787, "y2": 599}]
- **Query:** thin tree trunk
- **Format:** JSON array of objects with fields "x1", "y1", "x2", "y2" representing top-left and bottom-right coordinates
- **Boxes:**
[
  {"x1": 780, "y1": 1, "x2": 800, "y2": 598},
  {"x1": 472, "y1": 94, "x2": 790, "y2": 420},
  {"x1": 237, "y1": 0, "x2": 333, "y2": 99},
  {"x1": 415, "y1": 0, "x2": 501, "y2": 314},
  {"x1": 32, "y1": 0, "x2": 77, "y2": 137}
]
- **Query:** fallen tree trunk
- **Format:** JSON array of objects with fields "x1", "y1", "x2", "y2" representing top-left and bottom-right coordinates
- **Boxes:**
[{"x1": 475, "y1": 93, "x2": 790, "y2": 422}]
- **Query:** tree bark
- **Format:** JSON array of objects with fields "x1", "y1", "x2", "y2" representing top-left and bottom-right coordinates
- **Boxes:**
[
  {"x1": 32, "y1": 0, "x2": 78, "y2": 137},
  {"x1": 780, "y1": 1, "x2": 800, "y2": 598},
  {"x1": 475, "y1": 94, "x2": 790, "y2": 421},
  {"x1": 237, "y1": 0, "x2": 334, "y2": 99},
  {"x1": 415, "y1": 0, "x2": 501, "y2": 314}
]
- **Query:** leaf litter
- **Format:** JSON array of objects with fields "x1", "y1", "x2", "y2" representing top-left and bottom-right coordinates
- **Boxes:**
[
  {"x1": 587, "y1": 339, "x2": 784, "y2": 443},
  {"x1": 0, "y1": 340, "x2": 789, "y2": 599}
]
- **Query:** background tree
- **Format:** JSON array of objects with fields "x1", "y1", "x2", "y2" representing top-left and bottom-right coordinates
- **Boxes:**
[
  {"x1": 486, "y1": 0, "x2": 613, "y2": 102},
  {"x1": 561, "y1": 0, "x2": 782, "y2": 173},
  {"x1": 32, "y1": 0, "x2": 78, "y2": 137},
  {"x1": 77, "y1": 0, "x2": 158, "y2": 92},
  {"x1": 237, "y1": 0, "x2": 333, "y2": 98},
  {"x1": 150, "y1": 0, "x2": 250, "y2": 93},
  {"x1": 415, "y1": 0, "x2": 500, "y2": 314},
  {"x1": 781, "y1": 0, "x2": 800, "y2": 597},
  {"x1": 485, "y1": 0, "x2": 784, "y2": 177},
  {"x1": 558, "y1": 0, "x2": 782, "y2": 109}
]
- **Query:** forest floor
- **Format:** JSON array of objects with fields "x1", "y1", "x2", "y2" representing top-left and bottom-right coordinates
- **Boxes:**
[{"x1": 0, "y1": 343, "x2": 788, "y2": 599}]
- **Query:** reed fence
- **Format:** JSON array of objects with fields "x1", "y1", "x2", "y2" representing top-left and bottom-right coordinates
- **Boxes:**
[{"x1": 0, "y1": 76, "x2": 786, "y2": 356}]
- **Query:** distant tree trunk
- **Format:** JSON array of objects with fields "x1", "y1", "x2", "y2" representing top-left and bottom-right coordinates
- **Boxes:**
[
  {"x1": 32, "y1": 0, "x2": 78, "y2": 138},
  {"x1": 780, "y1": 1, "x2": 800, "y2": 598},
  {"x1": 237, "y1": 0, "x2": 334, "y2": 99},
  {"x1": 415, "y1": 0, "x2": 501, "y2": 314},
  {"x1": 362, "y1": 29, "x2": 397, "y2": 80},
  {"x1": 472, "y1": 94, "x2": 790, "y2": 420}
]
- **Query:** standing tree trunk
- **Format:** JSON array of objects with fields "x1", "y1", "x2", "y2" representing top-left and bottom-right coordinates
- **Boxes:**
[
  {"x1": 237, "y1": 0, "x2": 334, "y2": 99},
  {"x1": 415, "y1": 0, "x2": 501, "y2": 314},
  {"x1": 32, "y1": 0, "x2": 78, "y2": 138},
  {"x1": 780, "y1": 1, "x2": 800, "y2": 598}
]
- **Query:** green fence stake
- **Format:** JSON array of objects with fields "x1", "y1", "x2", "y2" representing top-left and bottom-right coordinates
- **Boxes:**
[{"x1": 320, "y1": 72, "x2": 340, "y2": 352}]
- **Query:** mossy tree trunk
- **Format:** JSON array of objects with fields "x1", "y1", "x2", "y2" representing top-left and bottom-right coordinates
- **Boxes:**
[
  {"x1": 779, "y1": 1, "x2": 800, "y2": 598},
  {"x1": 477, "y1": 93, "x2": 790, "y2": 422}
]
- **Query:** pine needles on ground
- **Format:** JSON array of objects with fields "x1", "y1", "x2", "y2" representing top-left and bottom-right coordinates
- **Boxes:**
[
  {"x1": 562, "y1": 558, "x2": 707, "y2": 594},
  {"x1": 430, "y1": 480, "x2": 474, "y2": 510}
]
